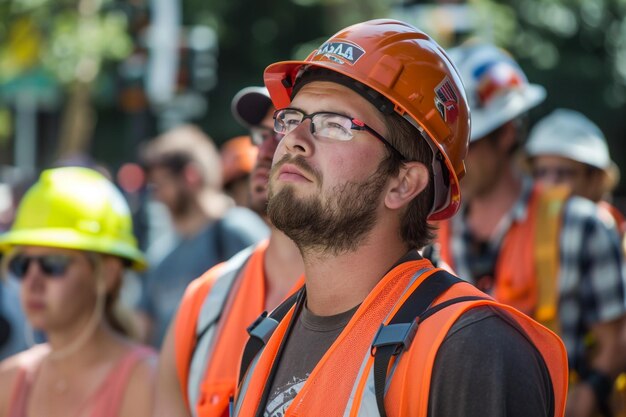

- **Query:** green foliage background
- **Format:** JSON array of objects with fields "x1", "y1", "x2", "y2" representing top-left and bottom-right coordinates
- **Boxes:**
[{"x1": 1, "y1": 0, "x2": 625, "y2": 193}]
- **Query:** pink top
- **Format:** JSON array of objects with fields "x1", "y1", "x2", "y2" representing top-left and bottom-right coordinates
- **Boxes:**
[{"x1": 7, "y1": 345, "x2": 155, "y2": 417}]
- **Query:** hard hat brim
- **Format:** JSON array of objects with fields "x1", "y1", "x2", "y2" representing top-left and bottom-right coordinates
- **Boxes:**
[
  {"x1": 0, "y1": 229, "x2": 147, "y2": 271},
  {"x1": 470, "y1": 84, "x2": 546, "y2": 142}
]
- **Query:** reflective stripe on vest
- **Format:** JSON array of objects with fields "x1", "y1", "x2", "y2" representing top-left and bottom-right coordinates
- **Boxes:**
[
  {"x1": 233, "y1": 261, "x2": 568, "y2": 417},
  {"x1": 188, "y1": 245, "x2": 255, "y2": 417},
  {"x1": 187, "y1": 247, "x2": 255, "y2": 417}
]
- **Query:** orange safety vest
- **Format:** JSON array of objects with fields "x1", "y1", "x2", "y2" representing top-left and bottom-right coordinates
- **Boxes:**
[
  {"x1": 437, "y1": 184, "x2": 569, "y2": 331},
  {"x1": 173, "y1": 240, "x2": 304, "y2": 417},
  {"x1": 233, "y1": 259, "x2": 568, "y2": 417}
]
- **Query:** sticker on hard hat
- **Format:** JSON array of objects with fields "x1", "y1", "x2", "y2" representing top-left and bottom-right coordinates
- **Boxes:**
[
  {"x1": 434, "y1": 77, "x2": 459, "y2": 124},
  {"x1": 314, "y1": 41, "x2": 365, "y2": 65}
]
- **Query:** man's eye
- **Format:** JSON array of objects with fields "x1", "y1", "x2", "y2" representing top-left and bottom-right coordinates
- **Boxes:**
[{"x1": 284, "y1": 118, "x2": 301, "y2": 127}]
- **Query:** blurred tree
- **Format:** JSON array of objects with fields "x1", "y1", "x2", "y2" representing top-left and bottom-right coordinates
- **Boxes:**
[
  {"x1": 182, "y1": 0, "x2": 391, "y2": 142},
  {"x1": 395, "y1": 0, "x2": 626, "y2": 195},
  {"x1": 0, "y1": 0, "x2": 133, "y2": 167},
  {"x1": 0, "y1": 0, "x2": 391, "y2": 171},
  {"x1": 473, "y1": 0, "x2": 626, "y2": 196},
  {"x1": 469, "y1": 0, "x2": 626, "y2": 108}
]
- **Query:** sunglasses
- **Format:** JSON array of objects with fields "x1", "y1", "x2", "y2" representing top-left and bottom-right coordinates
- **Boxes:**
[{"x1": 8, "y1": 254, "x2": 74, "y2": 279}]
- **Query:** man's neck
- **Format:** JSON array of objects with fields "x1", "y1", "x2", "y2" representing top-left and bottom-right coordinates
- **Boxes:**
[
  {"x1": 264, "y1": 228, "x2": 305, "y2": 311},
  {"x1": 301, "y1": 225, "x2": 409, "y2": 317},
  {"x1": 466, "y1": 168, "x2": 523, "y2": 240},
  {"x1": 173, "y1": 207, "x2": 211, "y2": 238}
]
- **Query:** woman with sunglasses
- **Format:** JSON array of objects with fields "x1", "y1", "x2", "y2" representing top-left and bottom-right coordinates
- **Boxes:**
[{"x1": 0, "y1": 167, "x2": 156, "y2": 417}]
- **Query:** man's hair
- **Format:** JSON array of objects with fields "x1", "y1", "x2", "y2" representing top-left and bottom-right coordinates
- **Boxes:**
[
  {"x1": 380, "y1": 113, "x2": 436, "y2": 250},
  {"x1": 141, "y1": 124, "x2": 222, "y2": 190}
]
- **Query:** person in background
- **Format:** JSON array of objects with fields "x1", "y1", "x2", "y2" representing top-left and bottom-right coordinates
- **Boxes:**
[
  {"x1": 135, "y1": 124, "x2": 269, "y2": 347},
  {"x1": 152, "y1": 86, "x2": 304, "y2": 417},
  {"x1": 220, "y1": 135, "x2": 258, "y2": 208},
  {"x1": 436, "y1": 42, "x2": 626, "y2": 417},
  {"x1": 525, "y1": 108, "x2": 626, "y2": 235},
  {"x1": 232, "y1": 19, "x2": 567, "y2": 417},
  {"x1": 0, "y1": 277, "x2": 28, "y2": 360},
  {"x1": 0, "y1": 167, "x2": 156, "y2": 417},
  {"x1": 0, "y1": 176, "x2": 29, "y2": 360},
  {"x1": 231, "y1": 86, "x2": 277, "y2": 219}
]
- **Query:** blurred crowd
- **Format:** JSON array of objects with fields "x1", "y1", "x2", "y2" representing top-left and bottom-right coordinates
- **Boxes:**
[{"x1": 0, "y1": 15, "x2": 625, "y2": 417}]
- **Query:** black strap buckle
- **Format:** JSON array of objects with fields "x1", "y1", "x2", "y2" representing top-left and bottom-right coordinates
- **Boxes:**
[
  {"x1": 246, "y1": 311, "x2": 279, "y2": 344},
  {"x1": 371, "y1": 320, "x2": 419, "y2": 356}
]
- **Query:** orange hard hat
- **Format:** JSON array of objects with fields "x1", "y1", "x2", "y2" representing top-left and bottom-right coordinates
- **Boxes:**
[
  {"x1": 264, "y1": 19, "x2": 470, "y2": 220},
  {"x1": 221, "y1": 136, "x2": 258, "y2": 185}
]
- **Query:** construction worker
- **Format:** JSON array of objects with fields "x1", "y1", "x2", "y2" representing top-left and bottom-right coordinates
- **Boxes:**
[
  {"x1": 525, "y1": 108, "x2": 626, "y2": 234},
  {"x1": 436, "y1": 43, "x2": 626, "y2": 417},
  {"x1": 231, "y1": 19, "x2": 567, "y2": 417},
  {"x1": 135, "y1": 124, "x2": 269, "y2": 347},
  {"x1": 220, "y1": 135, "x2": 258, "y2": 208},
  {"x1": 153, "y1": 86, "x2": 304, "y2": 417},
  {"x1": 231, "y1": 86, "x2": 280, "y2": 219},
  {"x1": 0, "y1": 167, "x2": 156, "y2": 417}
]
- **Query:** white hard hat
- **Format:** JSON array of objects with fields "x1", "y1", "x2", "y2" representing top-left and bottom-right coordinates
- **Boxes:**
[
  {"x1": 525, "y1": 108, "x2": 611, "y2": 170},
  {"x1": 448, "y1": 43, "x2": 546, "y2": 142}
]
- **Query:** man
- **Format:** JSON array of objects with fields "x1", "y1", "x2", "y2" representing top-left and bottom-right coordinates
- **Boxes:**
[
  {"x1": 153, "y1": 87, "x2": 304, "y2": 417},
  {"x1": 436, "y1": 43, "x2": 626, "y2": 417},
  {"x1": 136, "y1": 124, "x2": 269, "y2": 347},
  {"x1": 525, "y1": 108, "x2": 625, "y2": 234},
  {"x1": 232, "y1": 19, "x2": 567, "y2": 417},
  {"x1": 220, "y1": 135, "x2": 258, "y2": 208},
  {"x1": 231, "y1": 86, "x2": 283, "y2": 219}
]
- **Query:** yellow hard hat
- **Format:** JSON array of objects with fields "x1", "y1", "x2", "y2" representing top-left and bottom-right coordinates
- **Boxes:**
[{"x1": 0, "y1": 167, "x2": 146, "y2": 271}]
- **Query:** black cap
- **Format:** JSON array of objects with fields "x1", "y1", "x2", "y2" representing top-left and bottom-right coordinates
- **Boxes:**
[{"x1": 231, "y1": 86, "x2": 273, "y2": 128}]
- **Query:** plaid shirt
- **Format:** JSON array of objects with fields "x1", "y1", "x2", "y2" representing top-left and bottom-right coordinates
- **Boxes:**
[{"x1": 447, "y1": 177, "x2": 626, "y2": 372}]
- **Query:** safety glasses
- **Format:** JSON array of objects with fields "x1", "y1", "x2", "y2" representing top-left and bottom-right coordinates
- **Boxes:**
[
  {"x1": 8, "y1": 253, "x2": 75, "y2": 279},
  {"x1": 273, "y1": 108, "x2": 406, "y2": 160}
]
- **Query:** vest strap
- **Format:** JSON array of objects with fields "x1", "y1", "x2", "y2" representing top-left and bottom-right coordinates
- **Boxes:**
[
  {"x1": 188, "y1": 248, "x2": 254, "y2": 415},
  {"x1": 238, "y1": 289, "x2": 303, "y2": 387},
  {"x1": 418, "y1": 295, "x2": 488, "y2": 322},
  {"x1": 371, "y1": 322, "x2": 418, "y2": 356},
  {"x1": 372, "y1": 269, "x2": 463, "y2": 417},
  {"x1": 247, "y1": 313, "x2": 279, "y2": 345}
]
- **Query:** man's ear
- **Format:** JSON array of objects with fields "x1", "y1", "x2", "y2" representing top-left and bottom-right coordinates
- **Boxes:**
[{"x1": 384, "y1": 162, "x2": 429, "y2": 210}]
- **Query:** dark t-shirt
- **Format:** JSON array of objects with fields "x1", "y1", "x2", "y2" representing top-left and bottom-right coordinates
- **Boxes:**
[
  {"x1": 263, "y1": 305, "x2": 553, "y2": 417},
  {"x1": 264, "y1": 303, "x2": 359, "y2": 417}
]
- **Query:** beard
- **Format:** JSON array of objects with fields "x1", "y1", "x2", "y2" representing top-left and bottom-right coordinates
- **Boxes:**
[
  {"x1": 267, "y1": 155, "x2": 389, "y2": 256},
  {"x1": 169, "y1": 187, "x2": 194, "y2": 219}
]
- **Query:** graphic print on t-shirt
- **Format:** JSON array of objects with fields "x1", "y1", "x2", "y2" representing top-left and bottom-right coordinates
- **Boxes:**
[{"x1": 264, "y1": 375, "x2": 308, "y2": 417}]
